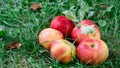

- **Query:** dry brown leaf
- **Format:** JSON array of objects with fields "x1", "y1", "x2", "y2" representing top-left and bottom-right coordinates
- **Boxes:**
[
  {"x1": 8, "y1": 41, "x2": 21, "y2": 49},
  {"x1": 30, "y1": 2, "x2": 42, "y2": 11}
]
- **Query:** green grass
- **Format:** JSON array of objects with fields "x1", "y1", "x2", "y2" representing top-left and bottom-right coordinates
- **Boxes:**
[{"x1": 0, "y1": 0, "x2": 120, "y2": 68}]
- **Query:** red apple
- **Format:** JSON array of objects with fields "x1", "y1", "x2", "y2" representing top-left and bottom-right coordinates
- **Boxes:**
[
  {"x1": 50, "y1": 16, "x2": 75, "y2": 37},
  {"x1": 77, "y1": 38, "x2": 109, "y2": 65},
  {"x1": 72, "y1": 20, "x2": 100, "y2": 44},
  {"x1": 81, "y1": 20, "x2": 98, "y2": 27},
  {"x1": 50, "y1": 39, "x2": 76, "y2": 63},
  {"x1": 38, "y1": 28, "x2": 64, "y2": 49},
  {"x1": 81, "y1": 20, "x2": 100, "y2": 32}
]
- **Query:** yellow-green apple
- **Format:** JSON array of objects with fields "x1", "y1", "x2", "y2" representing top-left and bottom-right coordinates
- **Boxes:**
[
  {"x1": 50, "y1": 39, "x2": 76, "y2": 63},
  {"x1": 77, "y1": 38, "x2": 109, "y2": 65},
  {"x1": 38, "y1": 28, "x2": 64, "y2": 49},
  {"x1": 50, "y1": 16, "x2": 75, "y2": 37},
  {"x1": 72, "y1": 20, "x2": 100, "y2": 44}
]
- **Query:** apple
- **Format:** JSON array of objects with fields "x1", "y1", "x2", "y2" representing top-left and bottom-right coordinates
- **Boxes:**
[
  {"x1": 81, "y1": 20, "x2": 99, "y2": 28},
  {"x1": 77, "y1": 38, "x2": 109, "y2": 65},
  {"x1": 50, "y1": 16, "x2": 75, "y2": 37},
  {"x1": 81, "y1": 20, "x2": 100, "y2": 32},
  {"x1": 38, "y1": 28, "x2": 64, "y2": 49},
  {"x1": 71, "y1": 20, "x2": 100, "y2": 44},
  {"x1": 50, "y1": 39, "x2": 76, "y2": 63}
]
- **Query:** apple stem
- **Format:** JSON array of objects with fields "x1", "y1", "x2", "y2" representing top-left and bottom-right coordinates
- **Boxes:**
[{"x1": 91, "y1": 44, "x2": 95, "y2": 48}]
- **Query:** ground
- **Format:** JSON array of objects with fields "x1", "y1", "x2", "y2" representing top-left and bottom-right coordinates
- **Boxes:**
[{"x1": 0, "y1": 0, "x2": 120, "y2": 68}]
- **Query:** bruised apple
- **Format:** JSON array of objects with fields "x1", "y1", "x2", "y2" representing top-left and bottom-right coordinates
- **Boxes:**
[
  {"x1": 38, "y1": 28, "x2": 64, "y2": 49},
  {"x1": 50, "y1": 16, "x2": 75, "y2": 37},
  {"x1": 72, "y1": 20, "x2": 100, "y2": 44},
  {"x1": 77, "y1": 38, "x2": 109, "y2": 65},
  {"x1": 81, "y1": 20, "x2": 99, "y2": 28},
  {"x1": 81, "y1": 20, "x2": 100, "y2": 34},
  {"x1": 50, "y1": 39, "x2": 76, "y2": 63}
]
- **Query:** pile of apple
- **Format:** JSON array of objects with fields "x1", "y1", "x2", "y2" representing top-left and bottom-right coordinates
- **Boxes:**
[{"x1": 38, "y1": 16, "x2": 109, "y2": 65}]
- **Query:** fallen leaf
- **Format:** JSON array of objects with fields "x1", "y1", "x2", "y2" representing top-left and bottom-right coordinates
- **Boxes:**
[
  {"x1": 62, "y1": 10, "x2": 78, "y2": 22},
  {"x1": 30, "y1": 2, "x2": 42, "y2": 11},
  {"x1": 8, "y1": 41, "x2": 21, "y2": 49}
]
